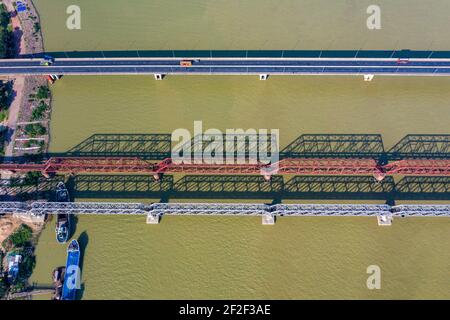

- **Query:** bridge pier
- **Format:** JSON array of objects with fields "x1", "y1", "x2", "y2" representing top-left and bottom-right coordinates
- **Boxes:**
[
  {"x1": 42, "y1": 171, "x2": 51, "y2": 179},
  {"x1": 154, "y1": 74, "x2": 164, "y2": 80},
  {"x1": 262, "y1": 213, "x2": 275, "y2": 225},
  {"x1": 377, "y1": 213, "x2": 393, "y2": 226},
  {"x1": 146, "y1": 213, "x2": 160, "y2": 224},
  {"x1": 259, "y1": 74, "x2": 269, "y2": 80}
]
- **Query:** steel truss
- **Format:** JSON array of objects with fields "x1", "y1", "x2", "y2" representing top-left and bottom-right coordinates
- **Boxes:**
[
  {"x1": 3, "y1": 201, "x2": 449, "y2": 217},
  {"x1": 271, "y1": 204, "x2": 391, "y2": 216},
  {"x1": 1, "y1": 157, "x2": 449, "y2": 177},
  {"x1": 391, "y1": 205, "x2": 450, "y2": 217},
  {"x1": 150, "y1": 203, "x2": 268, "y2": 216}
]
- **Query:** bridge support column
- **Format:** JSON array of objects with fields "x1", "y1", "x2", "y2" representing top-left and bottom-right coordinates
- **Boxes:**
[
  {"x1": 259, "y1": 74, "x2": 269, "y2": 80},
  {"x1": 42, "y1": 171, "x2": 51, "y2": 179},
  {"x1": 154, "y1": 74, "x2": 164, "y2": 80},
  {"x1": 364, "y1": 74, "x2": 374, "y2": 81},
  {"x1": 146, "y1": 213, "x2": 160, "y2": 224},
  {"x1": 262, "y1": 213, "x2": 275, "y2": 225},
  {"x1": 377, "y1": 213, "x2": 393, "y2": 226}
]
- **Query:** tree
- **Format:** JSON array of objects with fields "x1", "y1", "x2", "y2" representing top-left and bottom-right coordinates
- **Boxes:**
[
  {"x1": 2, "y1": 224, "x2": 33, "y2": 249},
  {"x1": 0, "y1": 4, "x2": 12, "y2": 59},
  {"x1": 31, "y1": 101, "x2": 49, "y2": 120},
  {"x1": 24, "y1": 123, "x2": 47, "y2": 137},
  {"x1": 36, "y1": 86, "x2": 50, "y2": 100}
]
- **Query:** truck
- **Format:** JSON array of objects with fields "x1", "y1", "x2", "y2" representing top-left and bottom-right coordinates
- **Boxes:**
[
  {"x1": 180, "y1": 60, "x2": 193, "y2": 67},
  {"x1": 40, "y1": 55, "x2": 55, "y2": 66}
]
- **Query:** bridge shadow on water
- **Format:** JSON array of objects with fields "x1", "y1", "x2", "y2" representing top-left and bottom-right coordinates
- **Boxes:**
[
  {"x1": 64, "y1": 133, "x2": 172, "y2": 160},
  {"x1": 2, "y1": 133, "x2": 449, "y2": 164},
  {"x1": 280, "y1": 134, "x2": 386, "y2": 160},
  {"x1": 387, "y1": 134, "x2": 450, "y2": 160},
  {"x1": 1, "y1": 133, "x2": 448, "y2": 203},
  {"x1": 64, "y1": 174, "x2": 450, "y2": 203}
]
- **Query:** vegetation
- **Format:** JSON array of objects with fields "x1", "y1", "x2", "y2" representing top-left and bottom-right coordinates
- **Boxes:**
[
  {"x1": 0, "y1": 3, "x2": 13, "y2": 58},
  {"x1": 0, "y1": 130, "x2": 5, "y2": 155},
  {"x1": 31, "y1": 101, "x2": 49, "y2": 121},
  {"x1": 33, "y1": 22, "x2": 40, "y2": 33},
  {"x1": 2, "y1": 224, "x2": 33, "y2": 250},
  {"x1": 36, "y1": 85, "x2": 50, "y2": 100},
  {"x1": 22, "y1": 171, "x2": 42, "y2": 185},
  {"x1": 0, "y1": 81, "x2": 12, "y2": 111},
  {"x1": 0, "y1": 250, "x2": 7, "y2": 298},
  {"x1": 16, "y1": 249, "x2": 36, "y2": 288},
  {"x1": 24, "y1": 123, "x2": 47, "y2": 137},
  {"x1": 1, "y1": 225, "x2": 37, "y2": 296},
  {"x1": 0, "y1": 109, "x2": 7, "y2": 122}
]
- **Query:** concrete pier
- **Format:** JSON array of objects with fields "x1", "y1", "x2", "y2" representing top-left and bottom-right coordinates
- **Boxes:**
[
  {"x1": 262, "y1": 213, "x2": 275, "y2": 225},
  {"x1": 146, "y1": 213, "x2": 160, "y2": 224},
  {"x1": 377, "y1": 214, "x2": 393, "y2": 226}
]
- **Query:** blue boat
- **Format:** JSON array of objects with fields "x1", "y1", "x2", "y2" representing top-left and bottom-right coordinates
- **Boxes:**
[{"x1": 61, "y1": 240, "x2": 80, "y2": 300}]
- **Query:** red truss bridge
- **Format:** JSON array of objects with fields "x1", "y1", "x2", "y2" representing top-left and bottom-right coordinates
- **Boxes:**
[{"x1": 0, "y1": 157, "x2": 449, "y2": 181}]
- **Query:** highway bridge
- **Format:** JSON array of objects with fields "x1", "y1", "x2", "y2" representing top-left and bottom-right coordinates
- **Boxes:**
[{"x1": 5, "y1": 49, "x2": 450, "y2": 77}]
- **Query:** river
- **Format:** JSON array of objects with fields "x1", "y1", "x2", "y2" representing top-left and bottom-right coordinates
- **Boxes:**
[{"x1": 30, "y1": 0, "x2": 450, "y2": 299}]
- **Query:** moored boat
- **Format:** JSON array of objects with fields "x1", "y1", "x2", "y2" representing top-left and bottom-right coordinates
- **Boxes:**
[
  {"x1": 56, "y1": 214, "x2": 70, "y2": 243},
  {"x1": 61, "y1": 239, "x2": 80, "y2": 300},
  {"x1": 55, "y1": 182, "x2": 71, "y2": 244}
]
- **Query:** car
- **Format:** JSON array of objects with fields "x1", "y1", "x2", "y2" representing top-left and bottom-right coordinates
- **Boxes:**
[{"x1": 396, "y1": 58, "x2": 409, "y2": 64}]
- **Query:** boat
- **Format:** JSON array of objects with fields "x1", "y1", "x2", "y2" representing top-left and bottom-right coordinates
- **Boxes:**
[
  {"x1": 55, "y1": 214, "x2": 70, "y2": 243},
  {"x1": 6, "y1": 253, "x2": 22, "y2": 284},
  {"x1": 52, "y1": 266, "x2": 65, "y2": 300},
  {"x1": 61, "y1": 240, "x2": 80, "y2": 300},
  {"x1": 55, "y1": 182, "x2": 71, "y2": 244}
]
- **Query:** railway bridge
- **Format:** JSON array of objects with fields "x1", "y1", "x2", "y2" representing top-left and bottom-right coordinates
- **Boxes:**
[
  {"x1": 0, "y1": 156, "x2": 449, "y2": 181},
  {"x1": 2, "y1": 201, "x2": 450, "y2": 226}
]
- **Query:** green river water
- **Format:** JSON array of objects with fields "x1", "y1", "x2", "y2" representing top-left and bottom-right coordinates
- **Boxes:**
[{"x1": 29, "y1": 0, "x2": 450, "y2": 299}]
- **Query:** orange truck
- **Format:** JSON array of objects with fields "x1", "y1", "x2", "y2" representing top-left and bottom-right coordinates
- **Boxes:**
[{"x1": 180, "y1": 60, "x2": 193, "y2": 67}]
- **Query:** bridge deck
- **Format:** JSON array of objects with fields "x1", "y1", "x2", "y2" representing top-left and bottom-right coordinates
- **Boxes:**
[
  {"x1": 3, "y1": 201, "x2": 449, "y2": 217},
  {"x1": 4, "y1": 56, "x2": 450, "y2": 76}
]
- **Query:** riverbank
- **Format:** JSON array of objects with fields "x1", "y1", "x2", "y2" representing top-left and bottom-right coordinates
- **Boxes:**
[
  {"x1": 1, "y1": 0, "x2": 50, "y2": 158},
  {"x1": 0, "y1": 222, "x2": 42, "y2": 298},
  {"x1": 0, "y1": 0, "x2": 51, "y2": 298}
]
